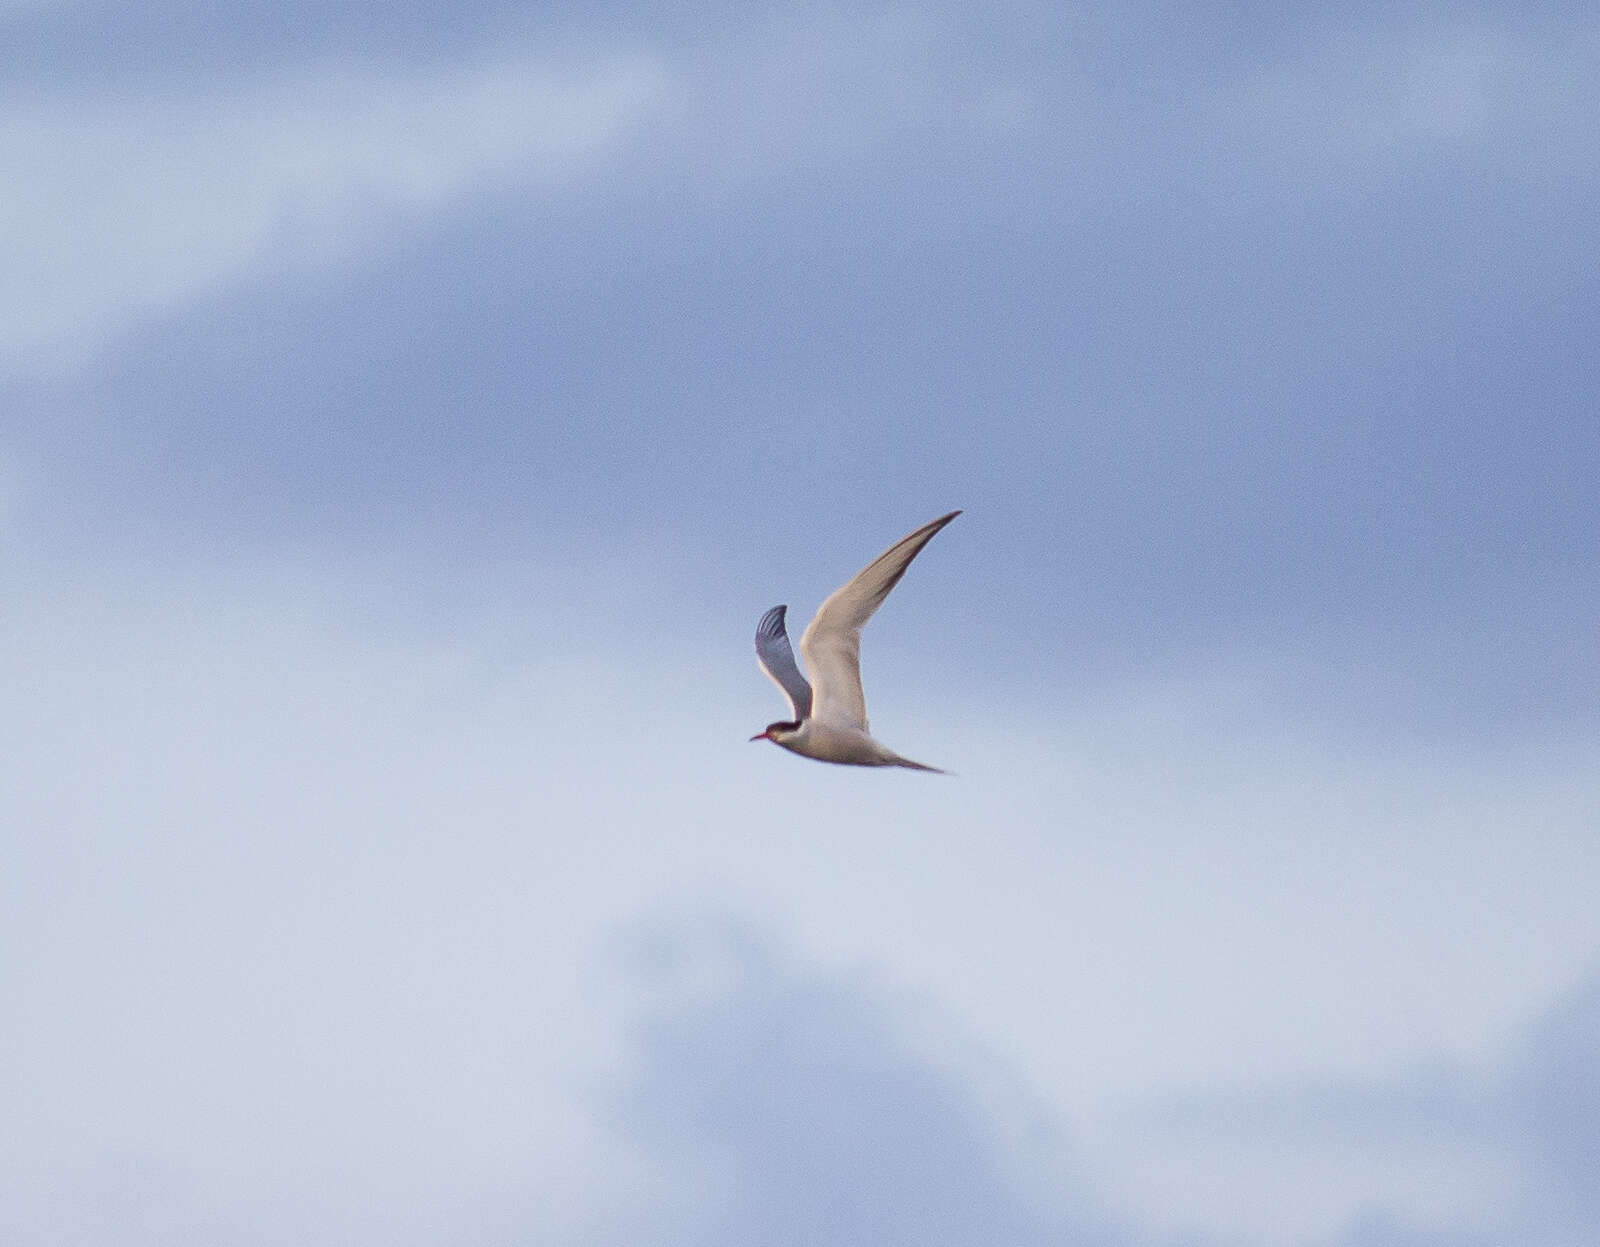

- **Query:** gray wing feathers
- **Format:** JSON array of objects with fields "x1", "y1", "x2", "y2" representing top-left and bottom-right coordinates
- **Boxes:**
[
  {"x1": 755, "y1": 604, "x2": 813, "y2": 721},
  {"x1": 799, "y1": 510, "x2": 960, "y2": 731}
]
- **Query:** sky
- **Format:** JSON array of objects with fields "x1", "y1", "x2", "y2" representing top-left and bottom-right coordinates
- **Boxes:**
[{"x1": 3, "y1": 2, "x2": 1598, "y2": 1244}]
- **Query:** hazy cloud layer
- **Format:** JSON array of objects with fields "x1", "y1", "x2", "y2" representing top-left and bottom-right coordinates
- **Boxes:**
[
  {"x1": 6, "y1": 561, "x2": 1597, "y2": 1245},
  {"x1": 1, "y1": 50, "x2": 663, "y2": 368},
  {"x1": 1116, "y1": 966, "x2": 1600, "y2": 1246},
  {"x1": 603, "y1": 921, "x2": 1122, "y2": 1247}
]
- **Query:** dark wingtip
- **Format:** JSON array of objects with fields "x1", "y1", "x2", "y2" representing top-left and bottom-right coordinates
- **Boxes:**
[
  {"x1": 916, "y1": 510, "x2": 961, "y2": 538},
  {"x1": 757, "y1": 604, "x2": 788, "y2": 638}
]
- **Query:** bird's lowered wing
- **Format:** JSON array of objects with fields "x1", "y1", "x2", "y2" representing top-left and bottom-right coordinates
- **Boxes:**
[
  {"x1": 799, "y1": 511, "x2": 960, "y2": 731},
  {"x1": 755, "y1": 604, "x2": 812, "y2": 721}
]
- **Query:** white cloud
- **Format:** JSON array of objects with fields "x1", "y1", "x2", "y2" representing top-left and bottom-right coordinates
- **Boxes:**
[
  {"x1": 0, "y1": 50, "x2": 665, "y2": 372},
  {"x1": 0, "y1": 19, "x2": 1037, "y2": 377}
]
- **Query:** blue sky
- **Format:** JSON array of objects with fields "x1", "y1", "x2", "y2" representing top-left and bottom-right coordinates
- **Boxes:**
[{"x1": 4, "y1": 3, "x2": 1598, "y2": 1244}]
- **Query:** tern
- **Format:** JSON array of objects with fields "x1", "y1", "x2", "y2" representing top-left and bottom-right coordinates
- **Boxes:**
[{"x1": 750, "y1": 510, "x2": 960, "y2": 772}]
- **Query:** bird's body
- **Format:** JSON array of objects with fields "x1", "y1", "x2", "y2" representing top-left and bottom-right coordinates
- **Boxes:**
[
  {"x1": 750, "y1": 511, "x2": 959, "y2": 772},
  {"x1": 760, "y1": 717, "x2": 945, "y2": 771}
]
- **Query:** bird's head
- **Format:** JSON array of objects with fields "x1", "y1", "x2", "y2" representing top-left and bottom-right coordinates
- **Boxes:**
[{"x1": 750, "y1": 720, "x2": 802, "y2": 745}]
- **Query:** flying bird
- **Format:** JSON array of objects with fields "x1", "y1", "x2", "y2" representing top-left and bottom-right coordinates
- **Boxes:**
[{"x1": 750, "y1": 511, "x2": 960, "y2": 772}]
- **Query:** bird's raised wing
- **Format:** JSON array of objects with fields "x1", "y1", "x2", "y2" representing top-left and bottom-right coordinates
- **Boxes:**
[
  {"x1": 799, "y1": 511, "x2": 960, "y2": 731},
  {"x1": 755, "y1": 604, "x2": 812, "y2": 721}
]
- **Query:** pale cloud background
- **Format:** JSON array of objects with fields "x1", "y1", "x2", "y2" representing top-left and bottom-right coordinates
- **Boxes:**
[
  {"x1": 4, "y1": 3, "x2": 1597, "y2": 1246},
  {"x1": 2, "y1": 52, "x2": 665, "y2": 367}
]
